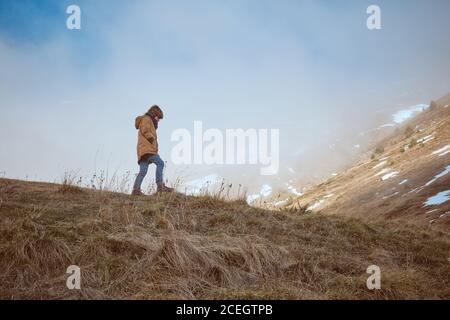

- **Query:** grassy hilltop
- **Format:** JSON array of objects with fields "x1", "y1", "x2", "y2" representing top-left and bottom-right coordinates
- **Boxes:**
[{"x1": 0, "y1": 178, "x2": 449, "y2": 299}]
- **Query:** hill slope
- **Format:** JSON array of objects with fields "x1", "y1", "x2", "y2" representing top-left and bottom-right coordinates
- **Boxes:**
[
  {"x1": 0, "y1": 178, "x2": 449, "y2": 299},
  {"x1": 288, "y1": 94, "x2": 450, "y2": 228}
]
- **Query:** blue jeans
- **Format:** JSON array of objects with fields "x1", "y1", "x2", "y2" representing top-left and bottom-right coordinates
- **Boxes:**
[{"x1": 133, "y1": 154, "x2": 164, "y2": 190}]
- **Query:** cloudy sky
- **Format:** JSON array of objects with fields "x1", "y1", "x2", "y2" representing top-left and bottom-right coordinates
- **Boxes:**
[{"x1": 1, "y1": 0, "x2": 450, "y2": 193}]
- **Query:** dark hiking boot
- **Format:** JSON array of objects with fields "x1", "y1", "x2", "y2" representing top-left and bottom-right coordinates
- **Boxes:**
[
  {"x1": 131, "y1": 189, "x2": 145, "y2": 196},
  {"x1": 157, "y1": 183, "x2": 174, "y2": 193}
]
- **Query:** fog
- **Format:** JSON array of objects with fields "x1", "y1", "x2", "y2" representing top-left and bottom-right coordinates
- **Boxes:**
[{"x1": 1, "y1": 0, "x2": 450, "y2": 195}]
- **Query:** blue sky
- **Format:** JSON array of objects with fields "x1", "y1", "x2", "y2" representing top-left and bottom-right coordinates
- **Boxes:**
[{"x1": 1, "y1": 0, "x2": 450, "y2": 191}]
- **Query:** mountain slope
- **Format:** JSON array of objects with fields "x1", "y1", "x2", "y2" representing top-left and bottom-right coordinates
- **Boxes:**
[
  {"x1": 288, "y1": 94, "x2": 450, "y2": 228},
  {"x1": 0, "y1": 178, "x2": 449, "y2": 299}
]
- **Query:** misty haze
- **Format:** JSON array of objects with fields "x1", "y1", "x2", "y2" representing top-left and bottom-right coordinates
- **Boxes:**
[{"x1": 0, "y1": 0, "x2": 449, "y2": 303}]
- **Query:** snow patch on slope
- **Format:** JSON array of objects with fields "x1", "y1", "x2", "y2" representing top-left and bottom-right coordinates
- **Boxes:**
[
  {"x1": 381, "y1": 171, "x2": 399, "y2": 181},
  {"x1": 392, "y1": 104, "x2": 429, "y2": 124},
  {"x1": 247, "y1": 184, "x2": 273, "y2": 204},
  {"x1": 417, "y1": 135, "x2": 434, "y2": 144},
  {"x1": 287, "y1": 185, "x2": 303, "y2": 196},
  {"x1": 373, "y1": 161, "x2": 387, "y2": 169},
  {"x1": 432, "y1": 145, "x2": 450, "y2": 157},
  {"x1": 424, "y1": 190, "x2": 450, "y2": 206},
  {"x1": 307, "y1": 199, "x2": 326, "y2": 211},
  {"x1": 424, "y1": 165, "x2": 450, "y2": 187}
]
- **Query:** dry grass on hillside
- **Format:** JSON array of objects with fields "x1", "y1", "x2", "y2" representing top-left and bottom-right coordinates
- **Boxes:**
[{"x1": 0, "y1": 178, "x2": 449, "y2": 299}]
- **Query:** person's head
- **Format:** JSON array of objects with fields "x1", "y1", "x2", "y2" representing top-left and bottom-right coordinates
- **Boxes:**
[{"x1": 146, "y1": 105, "x2": 164, "y2": 121}]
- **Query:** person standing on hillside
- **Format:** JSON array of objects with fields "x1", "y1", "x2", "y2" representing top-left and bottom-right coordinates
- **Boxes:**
[{"x1": 132, "y1": 105, "x2": 174, "y2": 195}]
